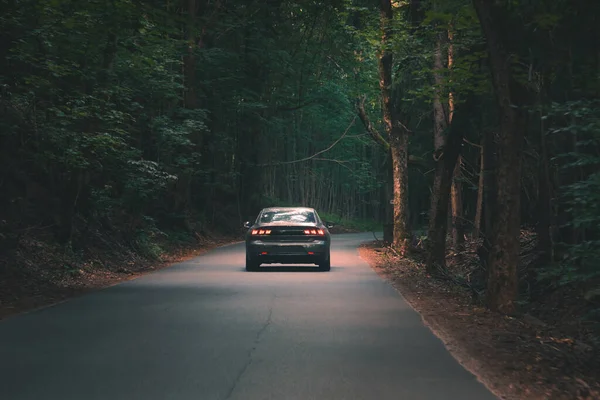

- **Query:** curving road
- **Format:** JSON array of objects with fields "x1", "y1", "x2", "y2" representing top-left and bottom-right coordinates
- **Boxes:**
[{"x1": 0, "y1": 233, "x2": 496, "y2": 400}]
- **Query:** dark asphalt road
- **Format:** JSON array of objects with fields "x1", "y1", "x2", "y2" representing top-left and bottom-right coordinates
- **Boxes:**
[{"x1": 0, "y1": 233, "x2": 497, "y2": 400}]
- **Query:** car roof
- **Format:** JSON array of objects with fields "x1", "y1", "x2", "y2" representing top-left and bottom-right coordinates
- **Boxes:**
[{"x1": 260, "y1": 207, "x2": 316, "y2": 213}]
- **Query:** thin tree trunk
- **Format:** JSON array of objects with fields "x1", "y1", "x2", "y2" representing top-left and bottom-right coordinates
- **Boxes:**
[
  {"x1": 473, "y1": 139, "x2": 484, "y2": 239},
  {"x1": 183, "y1": 0, "x2": 197, "y2": 109},
  {"x1": 426, "y1": 33, "x2": 453, "y2": 271},
  {"x1": 536, "y1": 102, "x2": 553, "y2": 264},
  {"x1": 379, "y1": 0, "x2": 410, "y2": 250},
  {"x1": 450, "y1": 156, "x2": 464, "y2": 248},
  {"x1": 479, "y1": 128, "x2": 497, "y2": 266},
  {"x1": 447, "y1": 27, "x2": 464, "y2": 250},
  {"x1": 385, "y1": 153, "x2": 394, "y2": 243},
  {"x1": 174, "y1": 0, "x2": 199, "y2": 221}
]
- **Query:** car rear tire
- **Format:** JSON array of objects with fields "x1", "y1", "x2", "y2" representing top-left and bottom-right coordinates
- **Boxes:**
[
  {"x1": 246, "y1": 256, "x2": 259, "y2": 271},
  {"x1": 318, "y1": 254, "x2": 331, "y2": 272}
]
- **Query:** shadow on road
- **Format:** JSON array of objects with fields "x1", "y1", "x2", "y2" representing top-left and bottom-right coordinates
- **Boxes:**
[{"x1": 245, "y1": 265, "x2": 333, "y2": 272}]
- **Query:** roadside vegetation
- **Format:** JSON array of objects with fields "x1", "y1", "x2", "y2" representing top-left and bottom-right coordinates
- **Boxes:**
[
  {"x1": 1, "y1": 0, "x2": 600, "y2": 397},
  {"x1": 319, "y1": 212, "x2": 381, "y2": 233}
]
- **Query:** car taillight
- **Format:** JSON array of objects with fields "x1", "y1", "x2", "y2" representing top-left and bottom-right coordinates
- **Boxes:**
[
  {"x1": 303, "y1": 229, "x2": 325, "y2": 236},
  {"x1": 252, "y1": 229, "x2": 271, "y2": 235}
]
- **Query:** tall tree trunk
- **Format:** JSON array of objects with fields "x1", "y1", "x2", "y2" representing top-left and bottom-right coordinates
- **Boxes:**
[
  {"x1": 427, "y1": 33, "x2": 453, "y2": 271},
  {"x1": 183, "y1": 0, "x2": 197, "y2": 109},
  {"x1": 479, "y1": 129, "x2": 497, "y2": 267},
  {"x1": 383, "y1": 152, "x2": 394, "y2": 243},
  {"x1": 447, "y1": 27, "x2": 464, "y2": 250},
  {"x1": 473, "y1": 0, "x2": 523, "y2": 314},
  {"x1": 450, "y1": 157, "x2": 464, "y2": 247},
  {"x1": 379, "y1": 0, "x2": 410, "y2": 250},
  {"x1": 173, "y1": 0, "x2": 199, "y2": 224},
  {"x1": 536, "y1": 101, "x2": 553, "y2": 264},
  {"x1": 427, "y1": 134, "x2": 463, "y2": 272},
  {"x1": 390, "y1": 133, "x2": 410, "y2": 250},
  {"x1": 473, "y1": 138, "x2": 484, "y2": 239}
]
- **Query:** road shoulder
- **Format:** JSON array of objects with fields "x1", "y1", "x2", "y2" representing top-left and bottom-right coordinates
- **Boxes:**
[
  {"x1": 0, "y1": 236, "x2": 241, "y2": 320},
  {"x1": 359, "y1": 242, "x2": 599, "y2": 400}
]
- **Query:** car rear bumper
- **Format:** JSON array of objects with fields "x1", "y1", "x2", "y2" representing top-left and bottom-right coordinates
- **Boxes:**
[{"x1": 246, "y1": 240, "x2": 329, "y2": 264}]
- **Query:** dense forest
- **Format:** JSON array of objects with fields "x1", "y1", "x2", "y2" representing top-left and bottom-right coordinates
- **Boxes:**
[{"x1": 1, "y1": 0, "x2": 600, "y2": 320}]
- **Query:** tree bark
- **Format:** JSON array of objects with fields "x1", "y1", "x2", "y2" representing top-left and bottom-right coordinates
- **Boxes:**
[
  {"x1": 447, "y1": 27, "x2": 465, "y2": 249},
  {"x1": 450, "y1": 156, "x2": 464, "y2": 248},
  {"x1": 427, "y1": 129, "x2": 463, "y2": 272},
  {"x1": 427, "y1": 33, "x2": 453, "y2": 271},
  {"x1": 379, "y1": 0, "x2": 410, "y2": 250},
  {"x1": 479, "y1": 128, "x2": 497, "y2": 267},
  {"x1": 473, "y1": 139, "x2": 484, "y2": 239},
  {"x1": 473, "y1": 0, "x2": 523, "y2": 314}
]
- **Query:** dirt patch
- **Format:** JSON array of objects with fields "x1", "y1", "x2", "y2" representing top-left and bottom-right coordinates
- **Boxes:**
[
  {"x1": 0, "y1": 234, "x2": 241, "y2": 320},
  {"x1": 359, "y1": 242, "x2": 600, "y2": 400}
]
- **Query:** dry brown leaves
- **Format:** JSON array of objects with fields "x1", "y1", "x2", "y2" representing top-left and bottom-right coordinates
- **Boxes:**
[
  {"x1": 360, "y1": 240, "x2": 600, "y2": 400},
  {"x1": 0, "y1": 234, "x2": 241, "y2": 320}
]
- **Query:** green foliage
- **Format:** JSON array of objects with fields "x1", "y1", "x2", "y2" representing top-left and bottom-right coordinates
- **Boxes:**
[
  {"x1": 403, "y1": 2, "x2": 490, "y2": 104},
  {"x1": 1, "y1": 0, "x2": 598, "y2": 328},
  {"x1": 319, "y1": 212, "x2": 382, "y2": 232},
  {"x1": 1, "y1": 0, "x2": 206, "y2": 241},
  {"x1": 539, "y1": 100, "x2": 600, "y2": 286},
  {"x1": 124, "y1": 160, "x2": 178, "y2": 208},
  {"x1": 0, "y1": 0, "x2": 393, "y2": 267},
  {"x1": 133, "y1": 227, "x2": 166, "y2": 260}
]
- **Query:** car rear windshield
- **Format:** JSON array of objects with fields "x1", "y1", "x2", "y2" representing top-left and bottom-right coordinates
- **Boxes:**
[{"x1": 259, "y1": 209, "x2": 316, "y2": 223}]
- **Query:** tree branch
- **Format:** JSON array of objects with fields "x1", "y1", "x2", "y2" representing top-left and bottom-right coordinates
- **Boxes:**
[
  {"x1": 408, "y1": 154, "x2": 429, "y2": 167},
  {"x1": 256, "y1": 116, "x2": 357, "y2": 166},
  {"x1": 463, "y1": 137, "x2": 482, "y2": 148},
  {"x1": 275, "y1": 98, "x2": 320, "y2": 112},
  {"x1": 395, "y1": 119, "x2": 413, "y2": 135},
  {"x1": 313, "y1": 158, "x2": 354, "y2": 172},
  {"x1": 355, "y1": 96, "x2": 427, "y2": 167},
  {"x1": 355, "y1": 95, "x2": 390, "y2": 151}
]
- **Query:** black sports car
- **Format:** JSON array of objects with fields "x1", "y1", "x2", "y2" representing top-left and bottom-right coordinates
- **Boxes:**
[{"x1": 243, "y1": 207, "x2": 333, "y2": 271}]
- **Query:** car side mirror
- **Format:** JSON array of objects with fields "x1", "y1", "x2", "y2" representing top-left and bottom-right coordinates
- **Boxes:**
[
  {"x1": 243, "y1": 221, "x2": 252, "y2": 229},
  {"x1": 326, "y1": 223, "x2": 334, "y2": 229}
]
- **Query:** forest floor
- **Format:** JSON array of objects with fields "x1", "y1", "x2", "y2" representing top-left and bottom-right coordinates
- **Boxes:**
[
  {"x1": 0, "y1": 230, "x2": 242, "y2": 320},
  {"x1": 360, "y1": 235, "x2": 600, "y2": 400}
]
